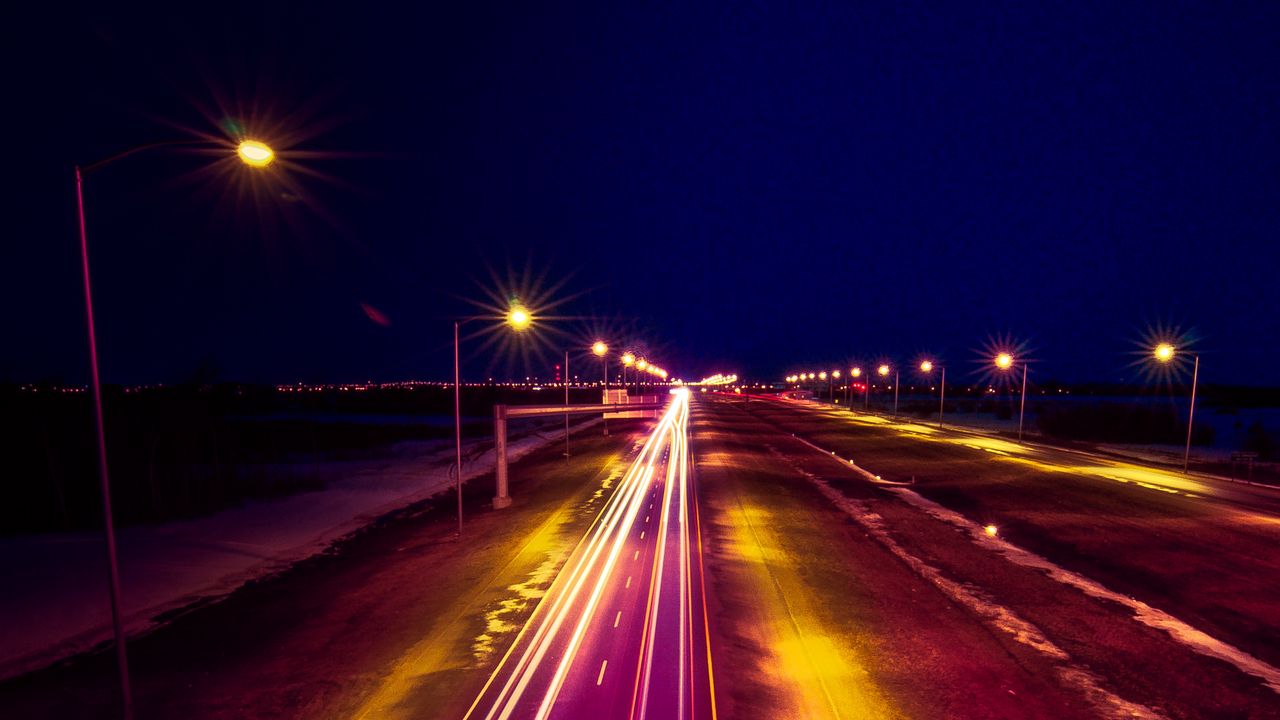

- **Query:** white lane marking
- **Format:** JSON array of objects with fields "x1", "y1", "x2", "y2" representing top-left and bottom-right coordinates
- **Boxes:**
[
  {"x1": 597, "y1": 660, "x2": 608, "y2": 686},
  {"x1": 614, "y1": 611, "x2": 622, "y2": 628},
  {"x1": 626, "y1": 576, "x2": 632, "y2": 589},
  {"x1": 646, "y1": 515, "x2": 650, "y2": 522},
  {"x1": 634, "y1": 550, "x2": 640, "y2": 561},
  {"x1": 640, "y1": 531, "x2": 646, "y2": 540}
]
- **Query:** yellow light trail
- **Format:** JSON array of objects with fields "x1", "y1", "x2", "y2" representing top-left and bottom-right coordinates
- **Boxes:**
[{"x1": 466, "y1": 388, "x2": 712, "y2": 720}]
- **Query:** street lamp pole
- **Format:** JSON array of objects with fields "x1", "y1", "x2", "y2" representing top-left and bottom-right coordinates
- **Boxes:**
[
  {"x1": 893, "y1": 370, "x2": 900, "y2": 417},
  {"x1": 71, "y1": 138, "x2": 276, "y2": 720},
  {"x1": 454, "y1": 306, "x2": 531, "y2": 533},
  {"x1": 1184, "y1": 355, "x2": 1199, "y2": 473},
  {"x1": 592, "y1": 341, "x2": 609, "y2": 436},
  {"x1": 453, "y1": 321, "x2": 465, "y2": 536},
  {"x1": 75, "y1": 166, "x2": 133, "y2": 720},
  {"x1": 1018, "y1": 362, "x2": 1028, "y2": 443},
  {"x1": 939, "y1": 366, "x2": 946, "y2": 429},
  {"x1": 564, "y1": 350, "x2": 570, "y2": 457}
]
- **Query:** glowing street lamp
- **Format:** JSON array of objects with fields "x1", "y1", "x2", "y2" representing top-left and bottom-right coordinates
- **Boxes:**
[
  {"x1": 236, "y1": 139, "x2": 275, "y2": 167},
  {"x1": 843, "y1": 367, "x2": 860, "y2": 406},
  {"x1": 592, "y1": 341, "x2": 610, "y2": 436},
  {"x1": 507, "y1": 305, "x2": 532, "y2": 331},
  {"x1": 994, "y1": 352, "x2": 1029, "y2": 442},
  {"x1": 73, "y1": 136, "x2": 278, "y2": 717},
  {"x1": 876, "y1": 364, "x2": 901, "y2": 416},
  {"x1": 1153, "y1": 343, "x2": 1199, "y2": 473},
  {"x1": 620, "y1": 352, "x2": 635, "y2": 396},
  {"x1": 456, "y1": 302, "x2": 533, "y2": 528},
  {"x1": 831, "y1": 369, "x2": 841, "y2": 403},
  {"x1": 920, "y1": 359, "x2": 945, "y2": 428}
]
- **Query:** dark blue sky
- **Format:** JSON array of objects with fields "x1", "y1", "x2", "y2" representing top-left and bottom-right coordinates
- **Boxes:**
[{"x1": 5, "y1": 2, "x2": 1279, "y2": 385}]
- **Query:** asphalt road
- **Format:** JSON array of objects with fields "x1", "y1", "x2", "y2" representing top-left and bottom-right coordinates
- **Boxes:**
[
  {"x1": 5, "y1": 391, "x2": 1280, "y2": 718},
  {"x1": 690, "y1": 393, "x2": 1280, "y2": 718}
]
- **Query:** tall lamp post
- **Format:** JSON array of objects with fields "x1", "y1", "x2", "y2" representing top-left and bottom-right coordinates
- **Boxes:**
[
  {"x1": 455, "y1": 305, "x2": 531, "y2": 535},
  {"x1": 851, "y1": 366, "x2": 863, "y2": 410},
  {"x1": 621, "y1": 352, "x2": 635, "y2": 398},
  {"x1": 920, "y1": 360, "x2": 945, "y2": 427},
  {"x1": 875, "y1": 363, "x2": 885, "y2": 409},
  {"x1": 1154, "y1": 343, "x2": 1199, "y2": 473},
  {"x1": 994, "y1": 352, "x2": 1028, "y2": 442},
  {"x1": 76, "y1": 137, "x2": 276, "y2": 719},
  {"x1": 831, "y1": 369, "x2": 841, "y2": 403},
  {"x1": 593, "y1": 341, "x2": 609, "y2": 436},
  {"x1": 563, "y1": 350, "x2": 570, "y2": 457}
]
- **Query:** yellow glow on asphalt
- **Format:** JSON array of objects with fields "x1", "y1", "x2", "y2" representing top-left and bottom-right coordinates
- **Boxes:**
[
  {"x1": 722, "y1": 495, "x2": 896, "y2": 719},
  {"x1": 824, "y1": 404, "x2": 1219, "y2": 498}
]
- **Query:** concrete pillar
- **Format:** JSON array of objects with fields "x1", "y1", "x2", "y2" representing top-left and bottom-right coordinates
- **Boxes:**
[{"x1": 493, "y1": 404, "x2": 512, "y2": 508}]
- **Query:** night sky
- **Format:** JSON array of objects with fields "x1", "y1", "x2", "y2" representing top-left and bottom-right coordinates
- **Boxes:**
[{"x1": 5, "y1": 2, "x2": 1279, "y2": 386}]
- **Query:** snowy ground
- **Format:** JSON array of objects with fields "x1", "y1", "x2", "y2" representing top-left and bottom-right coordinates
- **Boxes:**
[{"x1": 0, "y1": 419, "x2": 597, "y2": 680}]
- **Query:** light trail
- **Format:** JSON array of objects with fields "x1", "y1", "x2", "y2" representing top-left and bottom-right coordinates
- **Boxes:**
[{"x1": 466, "y1": 388, "x2": 714, "y2": 720}]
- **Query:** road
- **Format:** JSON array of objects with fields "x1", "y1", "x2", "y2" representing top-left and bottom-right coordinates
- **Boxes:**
[
  {"x1": 464, "y1": 387, "x2": 715, "y2": 720},
  {"x1": 689, "y1": 392, "x2": 1280, "y2": 718},
  {"x1": 5, "y1": 391, "x2": 1280, "y2": 718}
]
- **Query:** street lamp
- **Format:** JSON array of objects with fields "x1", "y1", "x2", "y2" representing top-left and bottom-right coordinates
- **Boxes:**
[
  {"x1": 831, "y1": 369, "x2": 840, "y2": 403},
  {"x1": 455, "y1": 303, "x2": 532, "y2": 534},
  {"x1": 73, "y1": 137, "x2": 277, "y2": 719},
  {"x1": 236, "y1": 139, "x2": 275, "y2": 167},
  {"x1": 877, "y1": 364, "x2": 900, "y2": 416},
  {"x1": 920, "y1": 360, "x2": 945, "y2": 428},
  {"x1": 621, "y1": 352, "x2": 635, "y2": 396},
  {"x1": 994, "y1": 352, "x2": 1028, "y2": 442},
  {"x1": 1154, "y1": 343, "x2": 1199, "y2": 473},
  {"x1": 592, "y1": 341, "x2": 609, "y2": 436}
]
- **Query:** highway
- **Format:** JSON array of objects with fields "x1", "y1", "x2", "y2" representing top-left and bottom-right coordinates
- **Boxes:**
[
  {"x1": 465, "y1": 388, "x2": 715, "y2": 720},
  {"x1": 6, "y1": 390, "x2": 1280, "y2": 718},
  {"x1": 689, "y1": 392, "x2": 1280, "y2": 718}
]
